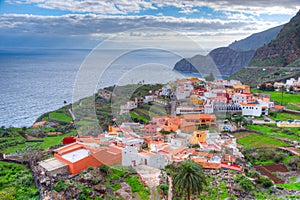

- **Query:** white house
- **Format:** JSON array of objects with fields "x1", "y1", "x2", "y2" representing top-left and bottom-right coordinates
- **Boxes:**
[
  {"x1": 176, "y1": 106, "x2": 204, "y2": 115},
  {"x1": 122, "y1": 146, "x2": 166, "y2": 169},
  {"x1": 120, "y1": 101, "x2": 137, "y2": 114},
  {"x1": 231, "y1": 93, "x2": 247, "y2": 104},
  {"x1": 239, "y1": 102, "x2": 268, "y2": 117}
]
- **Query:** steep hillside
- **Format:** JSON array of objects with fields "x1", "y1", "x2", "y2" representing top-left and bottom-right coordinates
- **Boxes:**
[
  {"x1": 174, "y1": 47, "x2": 254, "y2": 76},
  {"x1": 174, "y1": 25, "x2": 282, "y2": 76},
  {"x1": 228, "y1": 25, "x2": 283, "y2": 52},
  {"x1": 250, "y1": 10, "x2": 300, "y2": 67}
]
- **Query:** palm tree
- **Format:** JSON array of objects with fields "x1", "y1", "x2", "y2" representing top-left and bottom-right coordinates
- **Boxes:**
[{"x1": 172, "y1": 159, "x2": 207, "y2": 200}]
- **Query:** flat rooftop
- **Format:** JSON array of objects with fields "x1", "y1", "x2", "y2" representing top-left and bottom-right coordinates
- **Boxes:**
[
  {"x1": 62, "y1": 148, "x2": 90, "y2": 163},
  {"x1": 39, "y1": 158, "x2": 67, "y2": 171}
]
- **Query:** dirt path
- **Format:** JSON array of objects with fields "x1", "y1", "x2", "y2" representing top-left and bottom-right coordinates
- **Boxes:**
[{"x1": 135, "y1": 165, "x2": 161, "y2": 200}]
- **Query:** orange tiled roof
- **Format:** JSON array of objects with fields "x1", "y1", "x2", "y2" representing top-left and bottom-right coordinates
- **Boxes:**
[
  {"x1": 274, "y1": 105, "x2": 283, "y2": 109},
  {"x1": 92, "y1": 148, "x2": 122, "y2": 166},
  {"x1": 240, "y1": 102, "x2": 258, "y2": 106},
  {"x1": 183, "y1": 114, "x2": 216, "y2": 120}
]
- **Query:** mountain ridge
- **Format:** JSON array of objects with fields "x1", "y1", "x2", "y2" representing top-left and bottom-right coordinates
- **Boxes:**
[{"x1": 173, "y1": 25, "x2": 283, "y2": 76}]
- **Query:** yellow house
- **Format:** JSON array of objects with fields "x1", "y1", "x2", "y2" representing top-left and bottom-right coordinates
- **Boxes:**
[
  {"x1": 233, "y1": 85, "x2": 250, "y2": 93},
  {"x1": 190, "y1": 95, "x2": 205, "y2": 106},
  {"x1": 190, "y1": 130, "x2": 207, "y2": 144}
]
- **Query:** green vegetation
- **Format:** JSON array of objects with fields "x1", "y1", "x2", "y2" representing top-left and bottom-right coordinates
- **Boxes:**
[
  {"x1": 0, "y1": 162, "x2": 39, "y2": 199},
  {"x1": 2, "y1": 130, "x2": 76, "y2": 154},
  {"x1": 169, "y1": 159, "x2": 207, "y2": 200},
  {"x1": 277, "y1": 182, "x2": 300, "y2": 190},
  {"x1": 243, "y1": 148, "x2": 288, "y2": 165},
  {"x1": 129, "y1": 111, "x2": 150, "y2": 123},
  {"x1": 269, "y1": 112, "x2": 300, "y2": 121},
  {"x1": 246, "y1": 124, "x2": 300, "y2": 142},
  {"x1": 251, "y1": 89, "x2": 300, "y2": 110},
  {"x1": 250, "y1": 56, "x2": 286, "y2": 67},
  {"x1": 253, "y1": 89, "x2": 300, "y2": 107},
  {"x1": 229, "y1": 67, "x2": 299, "y2": 87},
  {"x1": 233, "y1": 174, "x2": 254, "y2": 191},
  {"x1": 125, "y1": 176, "x2": 150, "y2": 200},
  {"x1": 237, "y1": 134, "x2": 289, "y2": 149},
  {"x1": 49, "y1": 112, "x2": 72, "y2": 123}
]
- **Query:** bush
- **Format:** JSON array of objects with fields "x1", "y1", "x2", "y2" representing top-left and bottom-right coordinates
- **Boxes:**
[
  {"x1": 160, "y1": 184, "x2": 169, "y2": 195},
  {"x1": 52, "y1": 178, "x2": 67, "y2": 192},
  {"x1": 234, "y1": 174, "x2": 254, "y2": 191}
]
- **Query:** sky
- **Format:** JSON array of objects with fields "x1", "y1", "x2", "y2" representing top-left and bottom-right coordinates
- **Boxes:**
[{"x1": 0, "y1": 0, "x2": 300, "y2": 51}]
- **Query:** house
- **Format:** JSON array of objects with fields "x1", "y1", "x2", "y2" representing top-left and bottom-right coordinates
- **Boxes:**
[
  {"x1": 92, "y1": 145, "x2": 122, "y2": 166},
  {"x1": 175, "y1": 81, "x2": 194, "y2": 100},
  {"x1": 120, "y1": 101, "x2": 137, "y2": 114},
  {"x1": 232, "y1": 93, "x2": 247, "y2": 104},
  {"x1": 176, "y1": 106, "x2": 204, "y2": 115},
  {"x1": 39, "y1": 158, "x2": 69, "y2": 176},
  {"x1": 213, "y1": 103, "x2": 242, "y2": 114},
  {"x1": 162, "y1": 116, "x2": 182, "y2": 132},
  {"x1": 144, "y1": 122, "x2": 158, "y2": 135},
  {"x1": 143, "y1": 95, "x2": 154, "y2": 104},
  {"x1": 190, "y1": 131, "x2": 207, "y2": 144},
  {"x1": 98, "y1": 89, "x2": 113, "y2": 101},
  {"x1": 233, "y1": 84, "x2": 250, "y2": 93},
  {"x1": 190, "y1": 95, "x2": 206, "y2": 106},
  {"x1": 240, "y1": 102, "x2": 266, "y2": 117},
  {"x1": 53, "y1": 143, "x2": 103, "y2": 175},
  {"x1": 180, "y1": 120, "x2": 197, "y2": 133},
  {"x1": 161, "y1": 85, "x2": 172, "y2": 97},
  {"x1": 170, "y1": 138, "x2": 188, "y2": 147},
  {"x1": 182, "y1": 114, "x2": 217, "y2": 127},
  {"x1": 152, "y1": 116, "x2": 168, "y2": 127},
  {"x1": 176, "y1": 86, "x2": 192, "y2": 100},
  {"x1": 271, "y1": 105, "x2": 284, "y2": 112},
  {"x1": 122, "y1": 146, "x2": 166, "y2": 169}
]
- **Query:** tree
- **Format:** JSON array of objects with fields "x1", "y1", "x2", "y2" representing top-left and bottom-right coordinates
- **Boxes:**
[
  {"x1": 232, "y1": 115, "x2": 244, "y2": 128},
  {"x1": 204, "y1": 72, "x2": 215, "y2": 82},
  {"x1": 171, "y1": 159, "x2": 207, "y2": 200}
]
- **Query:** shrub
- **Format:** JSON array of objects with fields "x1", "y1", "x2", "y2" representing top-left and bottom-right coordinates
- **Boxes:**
[{"x1": 52, "y1": 178, "x2": 67, "y2": 192}]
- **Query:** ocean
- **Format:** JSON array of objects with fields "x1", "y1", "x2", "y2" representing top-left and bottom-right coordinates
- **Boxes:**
[{"x1": 0, "y1": 48, "x2": 194, "y2": 127}]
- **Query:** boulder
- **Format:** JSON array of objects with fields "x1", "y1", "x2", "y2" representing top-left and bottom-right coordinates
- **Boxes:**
[
  {"x1": 115, "y1": 189, "x2": 132, "y2": 200},
  {"x1": 120, "y1": 182, "x2": 132, "y2": 194},
  {"x1": 94, "y1": 184, "x2": 107, "y2": 194},
  {"x1": 48, "y1": 190, "x2": 66, "y2": 200}
]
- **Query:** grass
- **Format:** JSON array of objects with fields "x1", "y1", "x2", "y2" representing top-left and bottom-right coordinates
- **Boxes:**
[
  {"x1": 276, "y1": 182, "x2": 300, "y2": 190},
  {"x1": 49, "y1": 112, "x2": 72, "y2": 123},
  {"x1": 252, "y1": 90, "x2": 300, "y2": 108},
  {"x1": 125, "y1": 176, "x2": 150, "y2": 200},
  {"x1": 269, "y1": 112, "x2": 300, "y2": 121},
  {"x1": 2, "y1": 131, "x2": 76, "y2": 154},
  {"x1": 129, "y1": 111, "x2": 150, "y2": 123},
  {"x1": 237, "y1": 134, "x2": 289, "y2": 149},
  {"x1": 246, "y1": 124, "x2": 300, "y2": 142},
  {"x1": 0, "y1": 162, "x2": 39, "y2": 199}
]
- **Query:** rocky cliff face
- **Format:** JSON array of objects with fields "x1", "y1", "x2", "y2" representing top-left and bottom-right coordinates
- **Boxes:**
[
  {"x1": 209, "y1": 47, "x2": 255, "y2": 75},
  {"x1": 174, "y1": 47, "x2": 254, "y2": 76},
  {"x1": 250, "y1": 10, "x2": 300, "y2": 67},
  {"x1": 174, "y1": 23, "x2": 283, "y2": 76},
  {"x1": 228, "y1": 25, "x2": 283, "y2": 52}
]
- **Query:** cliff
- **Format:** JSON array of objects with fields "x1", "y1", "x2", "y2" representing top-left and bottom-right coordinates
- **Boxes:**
[
  {"x1": 250, "y1": 10, "x2": 300, "y2": 67},
  {"x1": 174, "y1": 47, "x2": 254, "y2": 76}
]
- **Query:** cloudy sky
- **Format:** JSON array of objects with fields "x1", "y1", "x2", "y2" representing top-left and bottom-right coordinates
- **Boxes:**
[{"x1": 0, "y1": 0, "x2": 299, "y2": 51}]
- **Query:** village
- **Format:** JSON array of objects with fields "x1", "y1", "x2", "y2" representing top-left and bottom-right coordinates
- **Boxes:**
[{"x1": 36, "y1": 77, "x2": 300, "y2": 185}]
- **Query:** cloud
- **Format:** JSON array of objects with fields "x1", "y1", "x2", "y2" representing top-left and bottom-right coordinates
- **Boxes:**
[
  {"x1": 0, "y1": 13, "x2": 280, "y2": 36},
  {"x1": 7, "y1": 0, "x2": 300, "y2": 15},
  {"x1": 0, "y1": 13, "x2": 283, "y2": 50}
]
